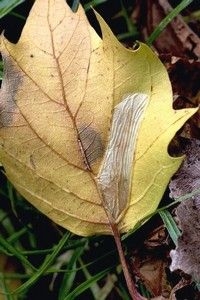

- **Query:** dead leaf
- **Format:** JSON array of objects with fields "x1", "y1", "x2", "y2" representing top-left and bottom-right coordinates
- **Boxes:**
[
  {"x1": 134, "y1": 0, "x2": 200, "y2": 58},
  {"x1": 144, "y1": 225, "x2": 167, "y2": 249},
  {"x1": 0, "y1": 0, "x2": 197, "y2": 236},
  {"x1": 169, "y1": 278, "x2": 193, "y2": 300},
  {"x1": 169, "y1": 139, "x2": 200, "y2": 281},
  {"x1": 136, "y1": 257, "x2": 170, "y2": 297},
  {"x1": 169, "y1": 139, "x2": 200, "y2": 198},
  {"x1": 132, "y1": 226, "x2": 171, "y2": 298}
]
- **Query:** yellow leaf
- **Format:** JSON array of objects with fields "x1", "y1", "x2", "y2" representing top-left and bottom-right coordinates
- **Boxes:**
[{"x1": 0, "y1": 0, "x2": 197, "y2": 236}]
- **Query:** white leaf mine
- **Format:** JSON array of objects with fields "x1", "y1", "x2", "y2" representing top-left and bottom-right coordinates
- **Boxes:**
[{"x1": 97, "y1": 93, "x2": 149, "y2": 220}]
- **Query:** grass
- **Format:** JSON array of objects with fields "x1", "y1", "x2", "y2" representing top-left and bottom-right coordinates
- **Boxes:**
[
  {"x1": 0, "y1": 180, "x2": 125, "y2": 299},
  {"x1": 146, "y1": 0, "x2": 194, "y2": 45},
  {"x1": 0, "y1": 0, "x2": 198, "y2": 299},
  {"x1": 0, "y1": 0, "x2": 25, "y2": 19}
]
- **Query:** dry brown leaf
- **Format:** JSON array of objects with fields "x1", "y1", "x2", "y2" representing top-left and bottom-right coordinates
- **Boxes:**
[
  {"x1": 169, "y1": 139, "x2": 200, "y2": 281},
  {"x1": 134, "y1": 0, "x2": 200, "y2": 58}
]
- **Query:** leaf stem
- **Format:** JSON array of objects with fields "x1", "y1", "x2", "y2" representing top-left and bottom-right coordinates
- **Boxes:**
[{"x1": 110, "y1": 223, "x2": 145, "y2": 300}]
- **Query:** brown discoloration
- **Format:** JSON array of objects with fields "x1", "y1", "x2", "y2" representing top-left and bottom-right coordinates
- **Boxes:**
[
  {"x1": 77, "y1": 124, "x2": 104, "y2": 170},
  {"x1": 30, "y1": 154, "x2": 36, "y2": 169},
  {"x1": 0, "y1": 53, "x2": 22, "y2": 128}
]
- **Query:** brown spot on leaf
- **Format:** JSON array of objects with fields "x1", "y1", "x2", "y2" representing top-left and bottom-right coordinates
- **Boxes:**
[
  {"x1": 29, "y1": 154, "x2": 36, "y2": 169},
  {"x1": 0, "y1": 54, "x2": 21, "y2": 127},
  {"x1": 77, "y1": 124, "x2": 104, "y2": 169}
]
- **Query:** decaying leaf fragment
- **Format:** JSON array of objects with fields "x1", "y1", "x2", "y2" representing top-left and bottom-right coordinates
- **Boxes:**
[
  {"x1": 169, "y1": 139, "x2": 200, "y2": 281},
  {"x1": 0, "y1": 0, "x2": 198, "y2": 236},
  {"x1": 170, "y1": 197, "x2": 200, "y2": 282}
]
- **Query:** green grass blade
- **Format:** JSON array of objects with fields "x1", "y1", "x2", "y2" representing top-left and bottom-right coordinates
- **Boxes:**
[
  {"x1": 117, "y1": 282, "x2": 131, "y2": 300},
  {"x1": 147, "y1": 0, "x2": 194, "y2": 45},
  {"x1": 84, "y1": 0, "x2": 108, "y2": 11},
  {"x1": 78, "y1": 258, "x2": 101, "y2": 300},
  {"x1": 159, "y1": 210, "x2": 181, "y2": 245},
  {"x1": 63, "y1": 267, "x2": 111, "y2": 300},
  {"x1": 117, "y1": 0, "x2": 138, "y2": 41},
  {"x1": 0, "y1": 209, "x2": 16, "y2": 237},
  {"x1": 0, "y1": 235, "x2": 35, "y2": 271},
  {"x1": 138, "y1": 281, "x2": 152, "y2": 298},
  {"x1": 7, "y1": 227, "x2": 29, "y2": 244},
  {"x1": 13, "y1": 232, "x2": 71, "y2": 295},
  {"x1": 58, "y1": 246, "x2": 85, "y2": 300},
  {"x1": 122, "y1": 188, "x2": 200, "y2": 240},
  {"x1": 9, "y1": 11, "x2": 26, "y2": 20},
  {"x1": 0, "y1": 0, "x2": 25, "y2": 19},
  {"x1": 21, "y1": 238, "x2": 87, "y2": 256},
  {"x1": 0, "y1": 275, "x2": 15, "y2": 300}
]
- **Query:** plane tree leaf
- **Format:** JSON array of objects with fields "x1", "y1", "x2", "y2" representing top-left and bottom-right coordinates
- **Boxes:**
[{"x1": 0, "y1": 0, "x2": 197, "y2": 236}]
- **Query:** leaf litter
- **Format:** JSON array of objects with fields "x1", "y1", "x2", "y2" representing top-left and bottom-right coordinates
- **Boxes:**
[{"x1": 169, "y1": 139, "x2": 200, "y2": 282}]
